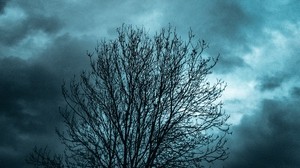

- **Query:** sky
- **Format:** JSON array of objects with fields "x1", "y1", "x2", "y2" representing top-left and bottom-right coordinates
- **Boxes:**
[{"x1": 0, "y1": 0, "x2": 300, "y2": 167}]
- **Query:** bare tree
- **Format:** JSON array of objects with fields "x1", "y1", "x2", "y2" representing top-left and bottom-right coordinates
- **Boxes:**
[{"x1": 27, "y1": 25, "x2": 230, "y2": 168}]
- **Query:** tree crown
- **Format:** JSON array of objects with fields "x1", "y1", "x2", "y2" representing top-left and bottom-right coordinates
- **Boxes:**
[{"x1": 27, "y1": 25, "x2": 230, "y2": 168}]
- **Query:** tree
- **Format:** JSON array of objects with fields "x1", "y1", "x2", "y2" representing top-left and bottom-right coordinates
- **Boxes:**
[{"x1": 27, "y1": 25, "x2": 230, "y2": 168}]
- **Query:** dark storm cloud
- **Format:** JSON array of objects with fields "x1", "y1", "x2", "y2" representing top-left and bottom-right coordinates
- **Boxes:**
[
  {"x1": 257, "y1": 74, "x2": 286, "y2": 91},
  {"x1": 162, "y1": 0, "x2": 257, "y2": 73},
  {"x1": 224, "y1": 95, "x2": 300, "y2": 168},
  {"x1": 0, "y1": 0, "x2": 9, "y2": 14},
  {"x1": 0, "y1": 32, "x2": 93, "y2": 167},
  {"x1": 202, "y1": 1, "x2": 253, "y2": 41},
  {"x1": 256, "y1": 41, "x2": 300, "y2": 92},
  {"x1": 291, "y1": 87, "x2": 300, "y2": 97},
  {"x1": 34, "y1": 34, "x2": 91, "y2": 77},
  {"x1": 0, "y1": 56, "x2": 64, "y2": 167},
  {"x1": 0, "y1": 14, "x2": 62, "y2": 46}
]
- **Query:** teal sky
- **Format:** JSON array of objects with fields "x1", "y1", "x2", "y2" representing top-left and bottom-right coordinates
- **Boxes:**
[{"x1": 1, "y1": 0, "x2": 300, "y2": 167}]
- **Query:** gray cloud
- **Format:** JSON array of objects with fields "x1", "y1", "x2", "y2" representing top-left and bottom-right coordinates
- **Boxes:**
[
  {"x1": 0, "y1": 0, "x2": 9, "y2": 14},
  {"x1": 224, "y1": 95, "x2": 300, "y2": 168},
  {"x1": 257, "y1": 74, "x2": 286, "y2": 91},
  {"x1": 0, "y1": 13, "x2": 62, "y2": 46},
  {"x1": 0, "y1": 56, "x2": 64, "y2": 167},
  {"x1": 34, "y1": 34, "x2": 92, "y2": 77},
  {"x1": 161, "y1": 0, "x2": 258, "y2": 73},
  {"x1": 291, "y1": 87, "x2": 300, "y2": 97},
  {"x1": 0, "y1": 32, "x2": 94, "y2": 167}
]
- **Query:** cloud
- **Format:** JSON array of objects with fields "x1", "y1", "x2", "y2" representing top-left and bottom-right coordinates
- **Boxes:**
[
  {"x1": 224, "y1": 94, "x2": 300, "y2": 168},
  {"x1": 257, "y1": 74, "x2": 286, "y2": 91},
  {"x1": 0, "y1": 27, "x2": 98, "y2": 166},
  {"x1": 160, "y1": 0, "x2": 259, "y2": 73},
  {"x1": 0, "y1": 56, "x2": 64, "y2": 167},
  {"x1": 0, "y1": 11, "x2": 62, "y2": 46},
  {"x1": 0, "y1": 57, "x2": 62, "y2": 130},
  {"x1": 291, "y1": 87, "x2": 300, "y2": 97},
  {"x1": 0, "y1": 27, "x2": 97, "y2": 167},
  {"x1": 0, "y1": 0, "x2": 9, "y2": 14},
  {"x1": 33, "y1": 34, "x2": 92, "y2": 77}
]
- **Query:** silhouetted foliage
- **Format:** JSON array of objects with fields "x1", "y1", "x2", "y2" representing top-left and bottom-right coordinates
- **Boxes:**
[{"x1": 27, "y1": 25, "x2": 230, "y2": 168}]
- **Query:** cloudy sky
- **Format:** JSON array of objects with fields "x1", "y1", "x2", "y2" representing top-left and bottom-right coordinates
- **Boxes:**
[{"x1": 1, "y1": 0, "x2": 300, "y2": 167}]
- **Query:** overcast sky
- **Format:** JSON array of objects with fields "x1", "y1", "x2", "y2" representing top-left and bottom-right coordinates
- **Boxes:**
[{"x1": 1, "y1": 0, "x2": 300, "y2": 167}]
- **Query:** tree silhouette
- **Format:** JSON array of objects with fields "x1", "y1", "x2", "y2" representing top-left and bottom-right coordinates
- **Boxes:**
[{"x1": 27, "y1": 25, "x2": 230, "y2": 168}]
